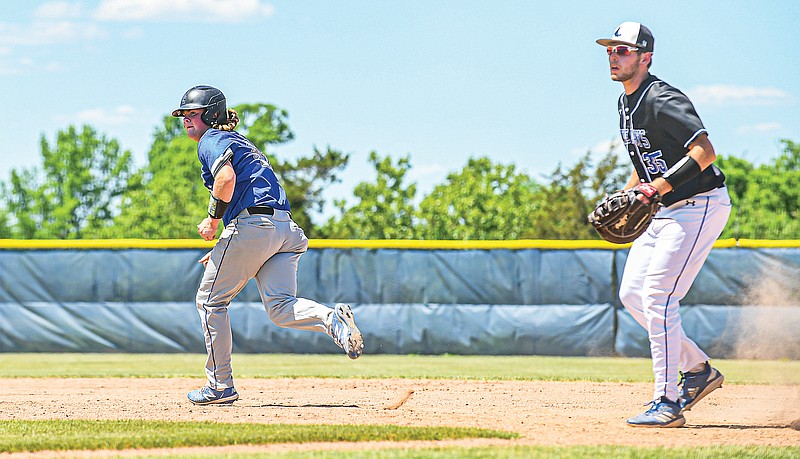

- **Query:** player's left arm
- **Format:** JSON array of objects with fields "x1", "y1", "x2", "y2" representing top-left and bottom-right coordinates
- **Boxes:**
[
  {"x1": 651, "y1": 133, "x2": 715, "y2": 195},
  {"x1": 649, "y1": 90, "x2": 716, "y2": 196},
  {"x1": 686, "y1": 133, "x2": 716, "y2": 169}
]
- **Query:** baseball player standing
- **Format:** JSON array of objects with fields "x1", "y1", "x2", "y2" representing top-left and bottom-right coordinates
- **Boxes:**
[
  {"x1": 596, "y1": 23, "x2": 732, "y2": 427},
  {"x1": 173, "y1": 85, "x2": 364, "y2": 405}
]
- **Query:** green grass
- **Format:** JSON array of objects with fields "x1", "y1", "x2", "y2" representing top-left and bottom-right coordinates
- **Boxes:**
[
  {"x1": 0, "y1": 420, "x2": 516, "y2": 453},
  {"x1": 136, "y1": 446, "x2": 800, "y2": 459},
  {"x1": 0, "y1": 353, "x2": 798, "y2": 384},
  {"x1": 1, "y1": 421, "x2": 796, "y2": 458}
]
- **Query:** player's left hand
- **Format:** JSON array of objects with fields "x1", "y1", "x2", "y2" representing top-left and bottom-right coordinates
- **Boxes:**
[
  {"x1": 198, "y1": 250, "x2": 212, "y2": 268},
  {"x1": 587, "y1": 186, "x2": 661, "y2": 244},
  {"x1": 197, "y1": 217, "x2": 220, "y2": 241}
]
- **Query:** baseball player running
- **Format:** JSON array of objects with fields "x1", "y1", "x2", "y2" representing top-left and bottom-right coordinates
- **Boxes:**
[
  {"x1": 173, "y1": 85, "x2": 364, "y2": 405},
  {"x1": 596, "y1": 23, "x2": 731, "y2": 427}
]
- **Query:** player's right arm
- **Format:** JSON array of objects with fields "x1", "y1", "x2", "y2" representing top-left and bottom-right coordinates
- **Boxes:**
[
  {"x1": 211, "y1": 161, "x2": 236, "y2": 203},
  {"x1": 197, "y1": 160, "x2": 236, "y2": 241},
  {"x1": 624, "y1": 169, "x2": 662, "y2": 204},
  {"x1": 623, "y1": 170, "x2": 640, "y2": 190}
]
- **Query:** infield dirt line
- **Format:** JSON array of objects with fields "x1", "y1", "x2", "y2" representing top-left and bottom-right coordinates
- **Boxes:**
[{"x1": 1, "y1": 377, "x2": 799, "y2": 449}]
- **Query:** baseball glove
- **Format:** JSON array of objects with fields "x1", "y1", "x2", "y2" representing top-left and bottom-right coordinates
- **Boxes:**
[{"x1": 587, "y1": 184, "x2": 661, "y2": 244}]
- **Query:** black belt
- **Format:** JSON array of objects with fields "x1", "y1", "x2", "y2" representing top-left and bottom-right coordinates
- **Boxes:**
[{"x1": 247, "y1": 206, "x2": 274, "y2": 215}]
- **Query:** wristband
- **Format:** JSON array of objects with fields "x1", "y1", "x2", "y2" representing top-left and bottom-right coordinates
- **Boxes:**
[
  {"x1": 208, "y1": 194, "x2": 229, "y2": 219},
  {"x1": 634, "y1": 183, "x2": 660, "y2": 200},
  {"x1": 662, "y1": 155, "x2": 701, "y2": 190}
]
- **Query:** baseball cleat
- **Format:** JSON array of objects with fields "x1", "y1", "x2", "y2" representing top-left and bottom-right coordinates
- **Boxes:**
[
  {"x1": 331, "y1": 303, "x2": 364, "y2": 359},
  {"x1": 679, "y1": 362, "x2": 724, "y2": 412},
  {"x1": 626, "y1": 397, "x2": 686, "y2": 428},
  {"x1": 187, "y1": 386, "x2": 239, "y2": 405}
]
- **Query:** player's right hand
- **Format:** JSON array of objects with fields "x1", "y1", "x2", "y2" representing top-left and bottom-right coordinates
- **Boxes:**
[
  {"x1": 197, "y1": 217, "x2": 219, "y2": 241},
  {"x1": 633, "y1": 183, "x2": 660, "y2": 204}
]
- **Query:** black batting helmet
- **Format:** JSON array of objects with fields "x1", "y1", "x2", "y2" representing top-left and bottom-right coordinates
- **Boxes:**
[{"x1": 172, "y1": 85, "x2": 228, "y2": 126}]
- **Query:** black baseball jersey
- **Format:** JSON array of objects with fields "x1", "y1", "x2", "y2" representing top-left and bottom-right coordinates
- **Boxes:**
[{"x1": 618, "y1": 73, "x2": 725, "y2": 207}]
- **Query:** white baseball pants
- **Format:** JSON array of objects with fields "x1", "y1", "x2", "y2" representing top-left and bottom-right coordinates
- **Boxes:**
[{"x1": 619, "y1": 186, "x2": 731, "y2": 402}]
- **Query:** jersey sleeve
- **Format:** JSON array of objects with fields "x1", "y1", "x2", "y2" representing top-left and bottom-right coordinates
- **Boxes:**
[
  {"x1": 653, "y1": 89, "x2": 707, "y2": 148},
  {"x1": 197, "y1": 132, "x2": 235, "y2": 191}
]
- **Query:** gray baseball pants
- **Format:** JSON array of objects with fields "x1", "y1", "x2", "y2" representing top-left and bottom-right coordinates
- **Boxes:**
[{"x1": 195, "y1": 208, "x2": 334, "y2": 389}]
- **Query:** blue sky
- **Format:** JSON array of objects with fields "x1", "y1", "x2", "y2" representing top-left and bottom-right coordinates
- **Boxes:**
[{"x1": 2, "y1": 1, "x2": 798, "y2": 218}]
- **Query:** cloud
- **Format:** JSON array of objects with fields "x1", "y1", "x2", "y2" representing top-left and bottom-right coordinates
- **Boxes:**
[
  {"x1": 34, "y1": 1, "x2": 85, "y2": 19},
  {"x1": 93, "y1": 0, "x2": 275, "y2": 23},
  {"x1": 122, "y1": 27, "x2": 144, "y2": 39},
  {"x1": 0, "y1": 57, "x2": 62, "y2": 76},
  {"x1": 736, "y1": 122, "x2": 783, "y2": 135},
  {"x1": 73, "y1": 105, "x2": 137, "y2": 125},
  {"x1": 687, "y1": 85, "x2": 792, "y2": 107},
  {"x1": 0, "y1": 21, "x2": 106, "y2": 47},
  {"x1": 569, "y1": 138, "x2": 625, "y2": 159},
  {"x1": 591, "y1": 139, "x2": 625, "y2": 155}
]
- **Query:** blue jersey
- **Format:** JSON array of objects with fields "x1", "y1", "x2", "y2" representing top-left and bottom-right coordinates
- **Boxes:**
[{"x1": 197, "y1": 129, "x2": 290, "y2": 225}]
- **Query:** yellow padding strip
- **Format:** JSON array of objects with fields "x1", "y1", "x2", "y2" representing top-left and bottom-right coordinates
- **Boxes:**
[
  {"x1": 736, "y1": 239, "x2": 800, "y2": 248},
  {"x1": 0, "y1": 237, "x2": 787, "y2": 250},
  {"x1": 309, "y1": 239, "x2": 621, "y2": 250},
  {"x1": 0, "y1": 239, "x2": 214, "y2": 249}
]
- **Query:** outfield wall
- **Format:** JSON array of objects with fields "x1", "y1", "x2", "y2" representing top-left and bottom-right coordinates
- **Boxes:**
[{"x1": 1, "y1": 239, "x2": 798, "y2": 359}]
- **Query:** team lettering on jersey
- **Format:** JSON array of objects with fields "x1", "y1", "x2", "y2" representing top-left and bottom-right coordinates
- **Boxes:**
[
  {"x1": 621, "y1": 128, "x2": 668, "y2": 175},
  {"x1": 620, "y1": 128, "x2": 651, "y2": 149}
]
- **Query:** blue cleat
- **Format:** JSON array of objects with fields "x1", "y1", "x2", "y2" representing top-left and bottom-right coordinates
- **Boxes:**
[
  {"x1": 627, "y1": 397, "x2": 686, "y2": 428},
  {"x1": 187, "y1": 386, "x2": 239, "y2": 405},
  {"x1": 331, "y1": 303, "x2": 364, "y2": 359},
  {"x1": 679, "y1": 362, "x2": 724, "y2": 412}
]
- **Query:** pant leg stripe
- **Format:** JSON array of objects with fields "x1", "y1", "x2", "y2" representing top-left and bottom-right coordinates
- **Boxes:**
[
  {"x1": 661, "y1": 197, "x2": 711, "y2": 398},
  {"x1": 202, "y1": 225, "x2": 235, "y2": 390}
]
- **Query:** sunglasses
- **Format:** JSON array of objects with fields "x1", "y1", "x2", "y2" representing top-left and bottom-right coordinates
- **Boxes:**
[{"x1": 607, "y1": 45, "x2": 639, "y2": 56}]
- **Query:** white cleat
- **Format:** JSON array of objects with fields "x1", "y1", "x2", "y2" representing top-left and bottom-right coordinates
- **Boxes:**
[{"x1": 331, "y1": 303, "x2": 364, "y2": 359}]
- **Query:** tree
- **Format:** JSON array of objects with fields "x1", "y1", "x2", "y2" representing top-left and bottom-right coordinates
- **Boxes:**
[
  {"x1": 107, "y1": 122, "x2": 205, "y2": 238},
  {"x1": 232, "y1": 104, "x2": 349, "y2": 235},
  {"x1": 277, "y1": 146, "x2": 350, "y2": 237},
  {"x1": 416, "y1": 157, "x2": 542, "y2": 240},
  {"x1": 318, "y1": 152, "x2": 417, "y2": 239},
  {"x1": 232, "y1": 103, "x2": 294, "y2": 148},
  {"x1": 319, "y1": 148, "x2": 631, "y2": 240},
  {"x1": 717, "y1": 140, "x2": 800, "y2": 239},
  {"x1": 413, "y1": 148, "x2": 627, "y2": 240},
  {"x1": 534, "y1": 148, "x2": 629, "y2": 239},
  {"x1": 1, "y1": 125, "x2": 132, "y2": 239},
  {"x1": 0, "y1": 206, "x2": 12, "y2": 238}
]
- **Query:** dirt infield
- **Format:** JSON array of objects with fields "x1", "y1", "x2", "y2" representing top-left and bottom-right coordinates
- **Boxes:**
[{"x1": 1, "y1": 377, "x2": 799, "y2": 456}]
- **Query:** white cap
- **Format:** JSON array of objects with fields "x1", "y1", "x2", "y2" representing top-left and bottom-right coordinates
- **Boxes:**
[{"x1": 596, "y1": 22, "x2": 654, "y2": 53}]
